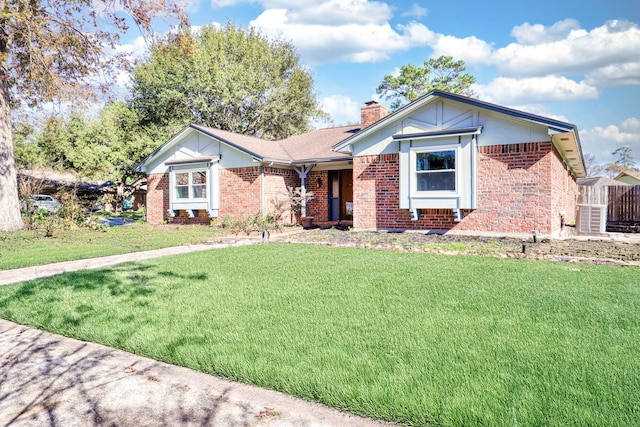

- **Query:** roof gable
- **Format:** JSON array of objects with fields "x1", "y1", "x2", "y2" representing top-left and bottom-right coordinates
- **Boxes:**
[
  {"x1": 332, "y1": 90, "x2": 586, "y2": 178},
  {"x1": 615, "y1": 170, "x2": 640, "y2": 183}
]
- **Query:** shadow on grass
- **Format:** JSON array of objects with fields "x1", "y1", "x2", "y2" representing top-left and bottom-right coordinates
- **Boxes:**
[
  {"x1": 0, "y1": 264, "x2": 179, "y2": 332},
  {"x1": 0, "y1": 320, "x2": 254, "y2": 426}
]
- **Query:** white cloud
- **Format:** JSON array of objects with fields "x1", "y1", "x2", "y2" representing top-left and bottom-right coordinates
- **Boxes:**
[
  {"x1": 287, "y1": 0, "x2": 393, "y2": 25},
  {"x1": 430, "y1": 34, "x2": 493, "y2": 65},
  {"x1": 114, "y1": 35, "x2": 149, "y2": 60},
  {"x1": 581, "y1": 118, "x2": 640, "y2": 164},
  {"x1": 585, "y1": 62, "x2": 640, "y2": 87},
  {"x1": 402, "y1": 3, "x2": 427, "y2": 19},
  {"x1": 476, "y1": 75, "x2": 599, "y2": 104},
  {"x1": 251, "y1": 10, "x2": 434, "y2": 63},
  {"x1": 492, "y1": 20, "x2": 640, "y2": 77},
  {"x1": 211, "y1": 0, "x2": 244, "y2": 6},
  {"x1": 510, "y1": 19, "x2": 580, "y2": 45},
  {"x1": 587, "y1": 120, "x2": 640, "y2": 144},
  {"x1": 621, "y1": 117, "x2": 640, "y2": 132},
  {"x1": 320, "y1": 94, "x2": 360, "y2": 125}
]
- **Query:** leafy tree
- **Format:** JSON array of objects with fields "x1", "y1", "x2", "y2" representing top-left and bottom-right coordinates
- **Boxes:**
[
  {"x1": 13, "y1": 119, "x2": 47, "y2": 169},
  {"x1": 0, "y1": 0, "x2": 183, "y2": 232},
  {"x1": 29, "y1": 102, "x2": 159, "y2": 183},
  {"x1": 376, "y1": 55, "x2": 477, "y2": 110},
  {"x1": 130, "y1": 22, "x2": 319, "y2": 140}
]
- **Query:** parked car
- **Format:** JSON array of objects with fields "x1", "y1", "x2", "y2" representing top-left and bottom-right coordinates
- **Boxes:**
[{"x1": 21, "y1": 194, "x2": 62, "y2": 213}]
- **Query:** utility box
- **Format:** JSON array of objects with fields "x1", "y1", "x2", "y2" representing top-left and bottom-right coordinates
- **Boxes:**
[{"x1": 577, "y1": 204, "x2": 607, "y2": 235}]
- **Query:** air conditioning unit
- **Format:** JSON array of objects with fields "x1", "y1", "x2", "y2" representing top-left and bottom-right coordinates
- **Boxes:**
[{"x1": 577, "y1": 204, "x2": 607, "y2": 234}]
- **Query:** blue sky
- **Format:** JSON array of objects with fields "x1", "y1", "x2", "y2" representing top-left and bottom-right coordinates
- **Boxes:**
[{"x1": 118, "y1": 0, "x2": 640, "y2": 168}]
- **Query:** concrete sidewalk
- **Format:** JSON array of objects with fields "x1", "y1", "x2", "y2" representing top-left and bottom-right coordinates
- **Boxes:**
[
  {"x1": 0, "y1": 320, "x2": 388, "y2": 426},
  {"x1": 0, "y1": 242, "x2": 244, "y2": 286}
]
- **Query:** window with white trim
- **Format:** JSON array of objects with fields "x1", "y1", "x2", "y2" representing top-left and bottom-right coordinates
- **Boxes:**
[
  {"x1": 174, "y1": 170, "x2": 207, "y2": 200},
  {"x1": 415, "y1": 149, "x2": 456, "y2": 192}
]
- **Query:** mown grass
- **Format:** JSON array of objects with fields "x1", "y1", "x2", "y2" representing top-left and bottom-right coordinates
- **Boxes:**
[
  {"x1": 0, "y1": 244, "x2": 638, "y2": 426},
  {"x1": 0, "y1": 224, "x2": 220, "y2": 270}
]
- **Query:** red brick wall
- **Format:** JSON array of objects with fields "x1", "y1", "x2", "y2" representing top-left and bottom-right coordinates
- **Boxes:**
[
  {"x1": 146, "y1": 173, "x2": 169, "y2": 224},
  {"x1": 147, "y1": 167, "x2": 302, "y2": 225},
  {"x1": 219, "y1": 167, "x2": 262, "y2": 218},
  {"x1": 307, "y1": 170, "x2": 329, "y2": 222},
  {"x1": 353, "y1": 142, "x2": 576, "y2": 234},
  {"x1": 220, "y1": 166, "x2": 301, "y2": 224},
  {"x1": 550, "y1": 147, "x2": 577, "y2": 231},
  {"x1": 457, "y1": 142, "x2": 553, "y2": 234},
  {"x1": 353, "y1": 154, "x2": 400, "y2": 229},
  {"x1": 263, "y1": 167, "x2": 299, "y2": 224}
]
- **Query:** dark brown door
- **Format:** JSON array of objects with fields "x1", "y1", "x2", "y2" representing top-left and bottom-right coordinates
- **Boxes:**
[{"x1": 340, "y1": 170, "x2": 353, "y2": 220}]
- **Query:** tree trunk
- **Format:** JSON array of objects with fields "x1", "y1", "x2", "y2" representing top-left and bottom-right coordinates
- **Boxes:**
[{"x1": 0, "y1": 19, "x2": 24, "y2": 232}]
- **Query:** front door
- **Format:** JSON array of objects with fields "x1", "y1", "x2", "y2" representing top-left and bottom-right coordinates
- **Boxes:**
[{"x1": 329, "y1": 170, "x2": 353, "y2": 221}]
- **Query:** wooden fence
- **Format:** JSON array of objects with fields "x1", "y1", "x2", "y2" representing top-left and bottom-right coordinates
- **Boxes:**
[{"x1": 607, "y1": 185, "x2": 640, "y2": 222}]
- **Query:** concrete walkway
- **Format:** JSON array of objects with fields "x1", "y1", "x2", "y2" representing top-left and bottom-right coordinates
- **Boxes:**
[
  {"x1": 0, "y1": 242, "x2": 390, "y2": 426},
  {"x1": 0, "y1": 320, "x2": 388, "y2": 426},
  {"x1": 0, "y1": 243, "x2": 233, "y2": 286}
]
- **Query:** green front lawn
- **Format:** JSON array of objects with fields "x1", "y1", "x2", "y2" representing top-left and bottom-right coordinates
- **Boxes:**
[
  {"x1": 0, "y1": 224, "x2": 220, "y2": 270},
  {"x1": 0, "y1": 244, "x2": 638, "y2": 426}
]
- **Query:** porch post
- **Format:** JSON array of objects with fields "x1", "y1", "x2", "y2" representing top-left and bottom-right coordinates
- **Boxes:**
[{"x1": 293, "y1": 164, "x2": 314, "y2": 217}]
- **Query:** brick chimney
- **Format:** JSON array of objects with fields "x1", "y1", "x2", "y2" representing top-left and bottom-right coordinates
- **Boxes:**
[{"x1": 360, "y1": 101, "x2": 388, "y2": 128}]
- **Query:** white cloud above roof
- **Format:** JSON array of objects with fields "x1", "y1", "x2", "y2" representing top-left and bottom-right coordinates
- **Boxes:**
[
  {"x1": 251, "y1": 9, "x2": 434, "y2": 63},
  {"x1": 429, "y1": 34, "x2": 493, "y2": 65},
  {"x1": 491, "y1": 20, "x2": 640, "y2": 77},
  {"x1": 476, "y1": 75, "x2": 599, "y2": 104},
  {"x1": 510, "y1": 19, "x2": 581, "y2": 45},
  {"x1": 320, "y1": 94, "x2": 360, "y2": 125},
  {"x1": 585, "y1": 62, "x2": 640, "y2": 87},
  {"x1": 581, "y1": 117, "x2": 640, "y2": 162},
  {"x1": 213, "y1": 1, "x2": 640, "y2": 97},
  {"x1": 587, "y1": 118, "x2": 640, "y2": 144}
]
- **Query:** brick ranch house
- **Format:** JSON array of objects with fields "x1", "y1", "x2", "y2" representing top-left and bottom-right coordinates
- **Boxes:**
[{"x1": 136, "y1": 90, "x2": 586, "y2": 235}]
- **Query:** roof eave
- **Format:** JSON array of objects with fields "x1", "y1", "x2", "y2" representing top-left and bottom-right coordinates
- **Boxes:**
[
  {"x1": 259, "y1": 157, "x2": 292, "y2": 166},
  {"x1": 291, "y1": 156, "x2": 353, "y2": 165},
  {"x1": 551, "y1": 129, "x2": 587, "y2": 178}
]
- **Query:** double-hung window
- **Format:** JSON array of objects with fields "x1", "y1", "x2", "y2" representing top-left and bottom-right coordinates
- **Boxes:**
[
  {"x1": 415, "y1": 149, "x2": 457, "y2": 192},
  {"x1": 174, "y1": 170, "x2": 207, "y2": 200}
]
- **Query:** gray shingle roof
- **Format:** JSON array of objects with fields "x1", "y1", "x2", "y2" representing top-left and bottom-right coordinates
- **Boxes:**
[{"x1": 191, "y1": 124, "x2": 359, "y2": 164}]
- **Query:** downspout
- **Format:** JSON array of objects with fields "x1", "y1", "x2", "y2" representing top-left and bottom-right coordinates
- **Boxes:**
[
  {"x1": 260, "y1": 165, "x2": 265, "y2": 216},
  {"x1": 408, "y1": 140, "x2": 419, "y2": 221},
  {"x1": 470, "y1": 135, "x2": 477, "y2": 209}
]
